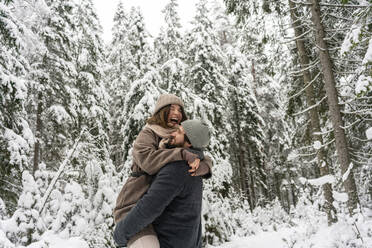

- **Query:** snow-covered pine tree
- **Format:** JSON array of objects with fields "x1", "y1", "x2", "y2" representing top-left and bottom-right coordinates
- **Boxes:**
[
  {"x1": 280, "y1": 1, "x2": 334, "y2": 213},
  {"x1": 225, "y1": 46, "x2": 267, "y2": 210},
  {"x1": 7, "y1": 0, "x2": 49, "y2": 177},
  {"x1": 287, "y1": 0, "x2": 338, "y2": 223},
  {"x1": 154, "y1": 0, "x2": 189, "y2": 95},
  {"x1": 112, "y1": 6, "x2": 158, "y2": 168},
  {"x1": 73, "y1": 0, "x2": 110, "y2": 171},
  {"x1": 0, "y1": 0, "x2": 33, "y2": 214},
  {"x1": 209, "y1": 0, "x2": 236, "y2": 46},
  {"x1": 72, "y1": 2, "x2": 117, "y2": 245},
  {"x1": 224, "y1": 0, "x2": 302, "y2": 211},
  {"x1": 184, "y1": 0, "x2": 244, "y2": 244},
  {"x1": 120, "y1": 69, "x2": 162, "y2": 172},
  {"x1": 125, "y1": 6, "x2": 153, "y2": 80},
  {"x1": 50, "y1": 180, "x2": 88, "y2": 238},
  {"x1": 185, "y1": 0, "x2": 228, "y2": 132},
  {"x1": 31, "y1": 0, "x2": 79, "y2": 172},
  {"x1": 107, "y1": 5, "x2": 156, "y2": 169},
  {"x1": 84, "y1": 161, "x2": 117, "y2": 247},
  {"x1": 154, "y1": 0, "x2": 184, "y2": 65},
  {"x1": 336, "y1": 0, "x2": 371, "y2": 209},
  {"x1": 308, "y1": 0, "x2": 359, "y2": 214},
  {"x1": 6, "y1": 171, "x2": 44, "y2": 246},
  {"x1": 106, "y1": 1, "x2": 131, "y2": 168}
]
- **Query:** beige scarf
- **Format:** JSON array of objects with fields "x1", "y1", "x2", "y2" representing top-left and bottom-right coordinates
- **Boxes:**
[{"x1": 145, "y1": 124, "x2": 177, "y2": 139}]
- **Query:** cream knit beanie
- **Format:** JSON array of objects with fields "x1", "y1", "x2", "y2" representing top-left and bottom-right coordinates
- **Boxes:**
[{"x1": 153, "y1": 94, "x2": 184, "y2": 114}]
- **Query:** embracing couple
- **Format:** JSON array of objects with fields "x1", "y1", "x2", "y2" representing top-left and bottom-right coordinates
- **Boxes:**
[{"x1": 113, "y1": 94, "x2": 213, "y2": 248}]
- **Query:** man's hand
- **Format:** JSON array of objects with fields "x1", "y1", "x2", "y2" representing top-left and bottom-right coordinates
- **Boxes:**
[{"x1": 188, "y1": 158, "x2": 200, "y2": 176}]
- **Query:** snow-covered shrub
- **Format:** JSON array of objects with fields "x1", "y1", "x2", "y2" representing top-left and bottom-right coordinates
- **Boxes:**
[
  {"x1": 50, "y1": 181, "x2": 88, "y2": 238},
  {"x1": 4, "y1": 171, "x2": 44, "y2": 246},
  {"x1": 84, "y1": 161, "x2": 117, "y2": 247},
  {"x1": 251, "y1": 198, "x2": 291, "y2": 232},
  {"x1": 0, "y1": 198, "x2": 6, "y2": 219}
]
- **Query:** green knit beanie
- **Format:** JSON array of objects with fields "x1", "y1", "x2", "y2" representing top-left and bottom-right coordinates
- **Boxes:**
[
  {"x1": 153, "y1": 94, "x2": 184, "y2": 114},
  {"x1": 181, "y1": 120, "x2": 210, "y2": 149}
]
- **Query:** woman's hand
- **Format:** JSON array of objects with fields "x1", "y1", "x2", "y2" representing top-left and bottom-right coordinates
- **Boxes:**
[
  {"x1": 159, "y1": 138, "x2": 170, "y2": 149},
  {"x1": 188, "y1": 158, "x2": 200, "y2": 176}
]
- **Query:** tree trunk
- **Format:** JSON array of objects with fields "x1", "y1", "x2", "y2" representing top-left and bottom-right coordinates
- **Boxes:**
[
  {"x1": 247, "y1": 145, "x2": 256, "y2": 208},
  {"x1": 33, "y1": 92, "x2": 42, "y2": 174},
  {"x1": 285, "y1": 167, "x2": 295, "y2": 208},
  {"x1": 310, "y1": 0, "x2": 358, "y2": 214},
  {"x1": 231, "y1": 80, "x2": 252, "y2": 211},
  {"x1": 274, "y1": 172, "x2": 284, "y2": 206},
  {"x1": 251, "y1": 60, "x2": 258, "y2": 96},
  {"x1": 288, "y1": 0, "x2": 337, "y2": 224}
]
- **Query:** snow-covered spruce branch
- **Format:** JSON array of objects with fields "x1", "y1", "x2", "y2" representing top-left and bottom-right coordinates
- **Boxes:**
[
  {"x1": 297, "y1": 152, "x2": 318, "y2": 158},
  {"x1": 350, "y1": 135, "x2": 372, "y2": 143},
  {"x1": 351, "y1": 157, "x2": 370, "y2": 165},
  {"x1": 38, "y1": 129, "x2": 85, "y2": 214},
  {"x1": 336, "y1": 71, "x2": 364, "y2": 75},
  {"x1": 290, "y1": 0, "x2": 371, "y2": 8},
  {"x1": 313, "y1": 128, "x2": 334, "y2": 136},
  {"x1": 336, "y1": 58, "x2": 364, "y2": 63},
  {"x1": 297, "y1": 157, "x2": 318, "y2": 165},
  {"x1": 0, "y1": 178, "x2": 22, "y2": 191},
  {"x1": 288, "y1": 72, "x2": 321, "y2": 100},
  {"x1": 341, "y1": 109, "x2": 371, "y2": 115},
  {"x1": 313, "y1": 43, "x2": 329, "y2": 52},
  {"x1": 313, "y1": 138, "x2": 335, "y2": 150},
  {"x1": 319, "y1": 3, "x2": 371, "y2": 8},
  {"x1": 357, "y1": 96, "x2": 372, "y2": 101},
  {"x1": 296, "y1": 143, "x2": 317, "y2": 151},
  {"x1": 292, "y1": 95, "x2": 328, "y2": 117},
  {"x1": 325, "y1": 27, "x2": 354, "y2": 33},
  {"x1": 283, "y1": 28, "x2": 312, "y2": 44},
  {"x1": 284, "y1": 15, "x2": 312, "y2": 30},
  {"x1": 350, "y1": 150, "x2": 372, "y2": 159},
  {"x1": 317, "y1": 44, "x2": 340, "y2": 52},
  {"x1": 299, "y1": 174, "x2": 336, "y2": 187},
  {"x1": 288, "y1": 59, "x2": 320, "y2": 75},
  {"x1": 326, "y1": 13, "x2": 353, "y2": 22},
  {"x1": 342, "y1": 162, "x2": 354, "y2": 182},
  {"x1": 340, "y1": 119, "x2": 362, "y2": 130}
]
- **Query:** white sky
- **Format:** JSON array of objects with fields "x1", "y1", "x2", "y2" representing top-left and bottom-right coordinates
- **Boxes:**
[{"x1": 93, "y1": 0, "x2": 199, "y2": 42}]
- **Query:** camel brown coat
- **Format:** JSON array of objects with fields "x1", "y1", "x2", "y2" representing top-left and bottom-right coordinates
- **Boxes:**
[{"x1": 113, "y1": 124, "x2": 213, "y2": 245}]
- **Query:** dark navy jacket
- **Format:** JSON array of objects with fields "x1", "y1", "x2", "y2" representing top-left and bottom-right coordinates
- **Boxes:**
[{"x1": 113, "y1": 160, "x2": 203, "y2": 248}]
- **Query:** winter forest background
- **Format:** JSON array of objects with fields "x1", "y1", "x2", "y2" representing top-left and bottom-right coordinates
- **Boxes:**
[{"x1": 0, "y1": 0, "x2": 371, "y2": 247}]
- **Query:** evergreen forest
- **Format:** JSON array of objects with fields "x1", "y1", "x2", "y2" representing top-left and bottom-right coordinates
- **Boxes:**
[{"x1": 0, "y1": 0, "x2": 371, "y2": 247}]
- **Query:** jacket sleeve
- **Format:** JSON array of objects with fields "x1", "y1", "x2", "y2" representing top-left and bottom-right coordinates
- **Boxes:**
[
  {"x1": 132, "y1": 127, "x2": 184, "y2": 175},
  {"x1": 195, "y1": 155, "x2": 213, "y2": 179},
  {"x1": 113, "y1": 163, "x2": 187, "y2": 247}
]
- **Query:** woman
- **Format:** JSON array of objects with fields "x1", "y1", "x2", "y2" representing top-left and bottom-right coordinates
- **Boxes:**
[{"x1": 113, "y1": 94, "x2": 212, "y2": 248}]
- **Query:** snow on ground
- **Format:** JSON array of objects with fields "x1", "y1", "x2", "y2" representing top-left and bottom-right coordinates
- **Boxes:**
[
  {"x1": 27, "y1": 232, "x2": 89, "y2": 248},
  {"x1": 210, "y1": 208, "x2": 372, "y2": 248},
  {"x1": 211, "y1": 229, "x2": 290, "y2": 248}
]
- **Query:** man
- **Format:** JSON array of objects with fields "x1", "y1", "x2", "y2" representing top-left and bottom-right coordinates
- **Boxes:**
[{"x1": 113, "y1": 120, "x2": 211, "y2": 248}]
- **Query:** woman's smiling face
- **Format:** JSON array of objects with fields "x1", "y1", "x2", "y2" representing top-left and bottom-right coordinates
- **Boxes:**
[{"x1": 167, "y1": 104, "x2": 183, "y2": 128}]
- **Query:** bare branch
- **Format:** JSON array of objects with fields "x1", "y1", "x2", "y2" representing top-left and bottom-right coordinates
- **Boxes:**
[
  {"x1": 292, "y1": 95, "x2": 328, "y2": 116},
  {"x1": 289, "y1": 59, "x2": 320, "y2": 75},
  {"x1": 284, "y1": 28, "x2": 312, "y2": 43},
  {"x1": 288, "y1": 72, "x2": 321, "y2": 100}
]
